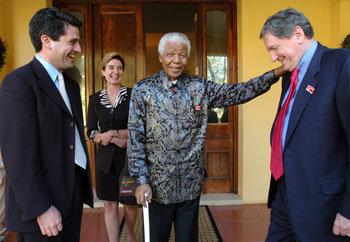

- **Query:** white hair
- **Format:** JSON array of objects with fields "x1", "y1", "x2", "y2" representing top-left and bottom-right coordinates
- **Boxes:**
[{"x1": 158, "y1": 32, "x2": 191, "y2": 56}]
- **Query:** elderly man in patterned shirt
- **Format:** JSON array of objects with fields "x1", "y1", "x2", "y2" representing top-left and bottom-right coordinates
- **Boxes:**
[{"x1": 128, "y1": 32, "x2": 283, "y2": 242}]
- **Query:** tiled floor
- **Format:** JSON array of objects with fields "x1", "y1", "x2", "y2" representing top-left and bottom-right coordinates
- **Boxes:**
[
  {"x1": 5, "y1": 204, "x2": 270, "y2": 242},
  {"x1": 210, "y1": 204, "x2": 270, "y2": 242}
]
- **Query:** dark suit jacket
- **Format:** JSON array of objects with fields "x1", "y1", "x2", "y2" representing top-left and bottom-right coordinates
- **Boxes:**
[
  {"x1": 268, "y1": 43, "x2": 350, "y2": 241},
  {"x1": 86, "y1": 89, "x2": 131, "y2": 174},
  {"x1": 0, "y1": 58, "x2": 93, "y2": 232}
]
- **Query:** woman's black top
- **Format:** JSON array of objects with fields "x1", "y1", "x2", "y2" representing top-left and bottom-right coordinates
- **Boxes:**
[{"x1": 87, "y1": 87, "x2": 131, "y2": 174}]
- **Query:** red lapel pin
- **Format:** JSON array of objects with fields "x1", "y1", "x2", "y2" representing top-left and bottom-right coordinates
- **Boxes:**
[{"x1": 306, "y1": 84, "x2": 315, "y2": 94}]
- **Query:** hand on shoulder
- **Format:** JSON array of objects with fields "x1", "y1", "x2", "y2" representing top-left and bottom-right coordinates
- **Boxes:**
[{"x1": 273, "y1": 66, "x2": 286, "y2": 77}]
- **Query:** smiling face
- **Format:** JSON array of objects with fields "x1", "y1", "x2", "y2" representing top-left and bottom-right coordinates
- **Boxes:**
[
  {"x1": 102, "y1": 58, "x2": 124, "y2": 87},
  {"x1": 45, "y1": 24, "x2": 81, "y2": 71},
  {"x1": 262, "y1": 27, "x2": 310, "y2": 71},
  {"x1": 262, "y1": 33, "x2": 303, "y2": 71},
  {"x1": 158, "y1": 41, "x2": 188, "y2": 80}
]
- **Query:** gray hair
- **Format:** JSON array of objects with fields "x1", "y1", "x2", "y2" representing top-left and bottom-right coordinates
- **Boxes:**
[
  {"x1": 158, "y1": 32, "x2": 191, "y2": 56},
  {"x1": 260, "y1": 8, "x2": 314, "y2": 39}
]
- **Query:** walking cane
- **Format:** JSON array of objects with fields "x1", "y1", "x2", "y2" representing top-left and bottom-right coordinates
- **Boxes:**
[{"x1": 143, "y1": 191, "x2": 151, "y2": 242}]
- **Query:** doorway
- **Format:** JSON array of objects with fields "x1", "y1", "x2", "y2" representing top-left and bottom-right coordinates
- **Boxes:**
[{"x1": 56, "y1": 0, "x2": 238, "y2": 194}]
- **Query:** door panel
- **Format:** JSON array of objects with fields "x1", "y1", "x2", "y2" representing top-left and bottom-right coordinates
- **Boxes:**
[
  {"x1": 202, "y1": 3, "x2": 237, "y2": 193},
  {"x1": 91, "y1": 4, "x2": 144, "y2": 187},
  {"x1": 93, "y1": 4, "x2": 144, "y2": 89}
]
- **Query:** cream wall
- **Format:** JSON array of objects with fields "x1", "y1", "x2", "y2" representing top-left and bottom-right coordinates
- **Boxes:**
[
  {"x1": 329, "y1": 0, "x2": 350, "y2": 48},
  {"x1": 330, "y1": 0, "x2": 341, "y2": 48},
  {"x1": 237, "y1": 0, "x2": 336, "y2": 203},
  {"x1": 0, "y1": 0, "x2": 49, "y2": 80},
  {"x1": 339, "y1": 0, "x2": 350, "y2": 46},
  {"x1": 0, "y1": 0, "x2": 9, "y2": 80}
]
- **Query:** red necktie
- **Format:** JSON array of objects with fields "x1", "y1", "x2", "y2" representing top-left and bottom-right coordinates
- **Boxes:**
[{"x1": 270, "y1": 68, "x2": 299, "y2": 180}]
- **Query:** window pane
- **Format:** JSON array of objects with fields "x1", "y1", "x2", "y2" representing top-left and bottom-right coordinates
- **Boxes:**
[
  {"x1": 143, "y1": 3, "x2": 196, "y2": 77},
  {"x1": 206, "y1": 10, "x2": 228, "y2": 123}
]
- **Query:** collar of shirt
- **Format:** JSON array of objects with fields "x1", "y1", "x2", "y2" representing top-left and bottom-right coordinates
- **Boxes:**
[
  {"x1": 297, "y1": 40, "x2": 318, "y2": 82},
  {"x1": 99, "y1": 86, "x2": 128, "y2": 108},
  {"x1": 281, "y1": 40, "x2": 318, "y2": 104},
  {"x1": 280, "y1": 40, "x2": 318, "y2": 149},
  {"x1": 35, "y1": 54, "x2": 60, "y2": 85},
  {"x1": 160, "y1": 70, "x2": 184, "y2": 91}
]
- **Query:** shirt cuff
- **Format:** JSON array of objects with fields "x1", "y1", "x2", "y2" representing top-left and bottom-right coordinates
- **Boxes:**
[
  {"x1": 137, "y1": 175, "x2": 148, "y2": 186},
  {"x1": 89, "y1": 130, "x2": 99, "y2": 140}
]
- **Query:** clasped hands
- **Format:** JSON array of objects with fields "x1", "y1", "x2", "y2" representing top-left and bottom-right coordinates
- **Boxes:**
[{"x1": 93, "y1": 129, "x2": 128, "y2": 148}]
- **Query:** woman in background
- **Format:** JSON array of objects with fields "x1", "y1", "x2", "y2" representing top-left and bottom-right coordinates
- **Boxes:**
[{"x1": 87, "y1": 52, "x2": 136, "y2": 242}]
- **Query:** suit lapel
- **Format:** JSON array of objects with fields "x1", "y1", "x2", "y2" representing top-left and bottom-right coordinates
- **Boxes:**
[
  {"x1": 284, "y1": 43, "x2": 326, "y2": 146},
  {"x1": 30, "y1": 58, "x2": 72, "y2": 116},
  {"x1": 64, "y1": 74, "x2": 79, "y2": 119}
]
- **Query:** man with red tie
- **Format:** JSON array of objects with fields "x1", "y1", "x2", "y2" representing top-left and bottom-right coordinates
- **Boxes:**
[{"x1": 261, "y1": 8, "x2": 350, "y2": 242}]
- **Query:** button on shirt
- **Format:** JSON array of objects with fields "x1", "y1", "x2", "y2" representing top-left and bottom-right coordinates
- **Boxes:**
[
  {"x1": 35, "y1": 55, "x2": 87, "y2": 169},
  {"x1": 128, "y1": 70, "x2": 279, "y2": 204},
  {"x1": 281, "y1": 40, "x2": 318, "y2": 149}
]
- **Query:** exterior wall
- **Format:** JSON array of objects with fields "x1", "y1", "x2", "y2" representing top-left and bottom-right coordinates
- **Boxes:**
[
  {"x1": 329, "y1": 0, "x2": 350, "y2": 48},
  {"x1": 0, "y1": 0, "x2": 9, "y2": 81},
  {"x1": 330, "y1": 0, "x2": 341, "y2": 48},
  {"x1": 0, "y1": 0, "x2": 49, "y2": 81},
  {"x1": 339, "y1": 0, "x2": 350, "y2": 47}
]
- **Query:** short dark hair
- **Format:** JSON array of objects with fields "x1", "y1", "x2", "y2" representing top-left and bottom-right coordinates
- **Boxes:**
[
  {"x1": 260, "y1": 8, "x2": 314, "y2": 39},
  {"x1": 29, "y1": 7, "x2": 82, "y2": 52}
]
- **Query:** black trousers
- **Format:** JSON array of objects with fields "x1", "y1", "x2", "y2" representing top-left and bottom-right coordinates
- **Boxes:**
[
  {"x1": 149, "y1": 196, "x2": 200, "y2": 242},
  {"x1": 17, "y1": 165, "x2": 85, "y2": 242},
  {"x1": 266, "y1": 178, "x2": 298, "y2": 242}
]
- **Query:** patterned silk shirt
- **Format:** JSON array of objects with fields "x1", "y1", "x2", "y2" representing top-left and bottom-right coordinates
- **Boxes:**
[{"x1": 128, "y1": 70, "x2": 278, "y2": 204}]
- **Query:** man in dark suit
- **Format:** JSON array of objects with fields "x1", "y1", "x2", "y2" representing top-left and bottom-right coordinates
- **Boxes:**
[
  {"x1": 0, "y1": 7, "x2": 93, "y2": 242},
  {"x1": 260, "y1": 8, "x2": 350, "y2": 242}
]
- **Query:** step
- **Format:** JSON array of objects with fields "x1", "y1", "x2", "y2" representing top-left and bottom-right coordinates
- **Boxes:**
[{"x1": 86, "y1": 193, "x2": 244, "y2": 208}]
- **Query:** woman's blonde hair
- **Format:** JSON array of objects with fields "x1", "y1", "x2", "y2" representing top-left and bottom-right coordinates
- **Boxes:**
[{"x1": 101, "y1": 52, "x2": 125, "y2": 71}]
